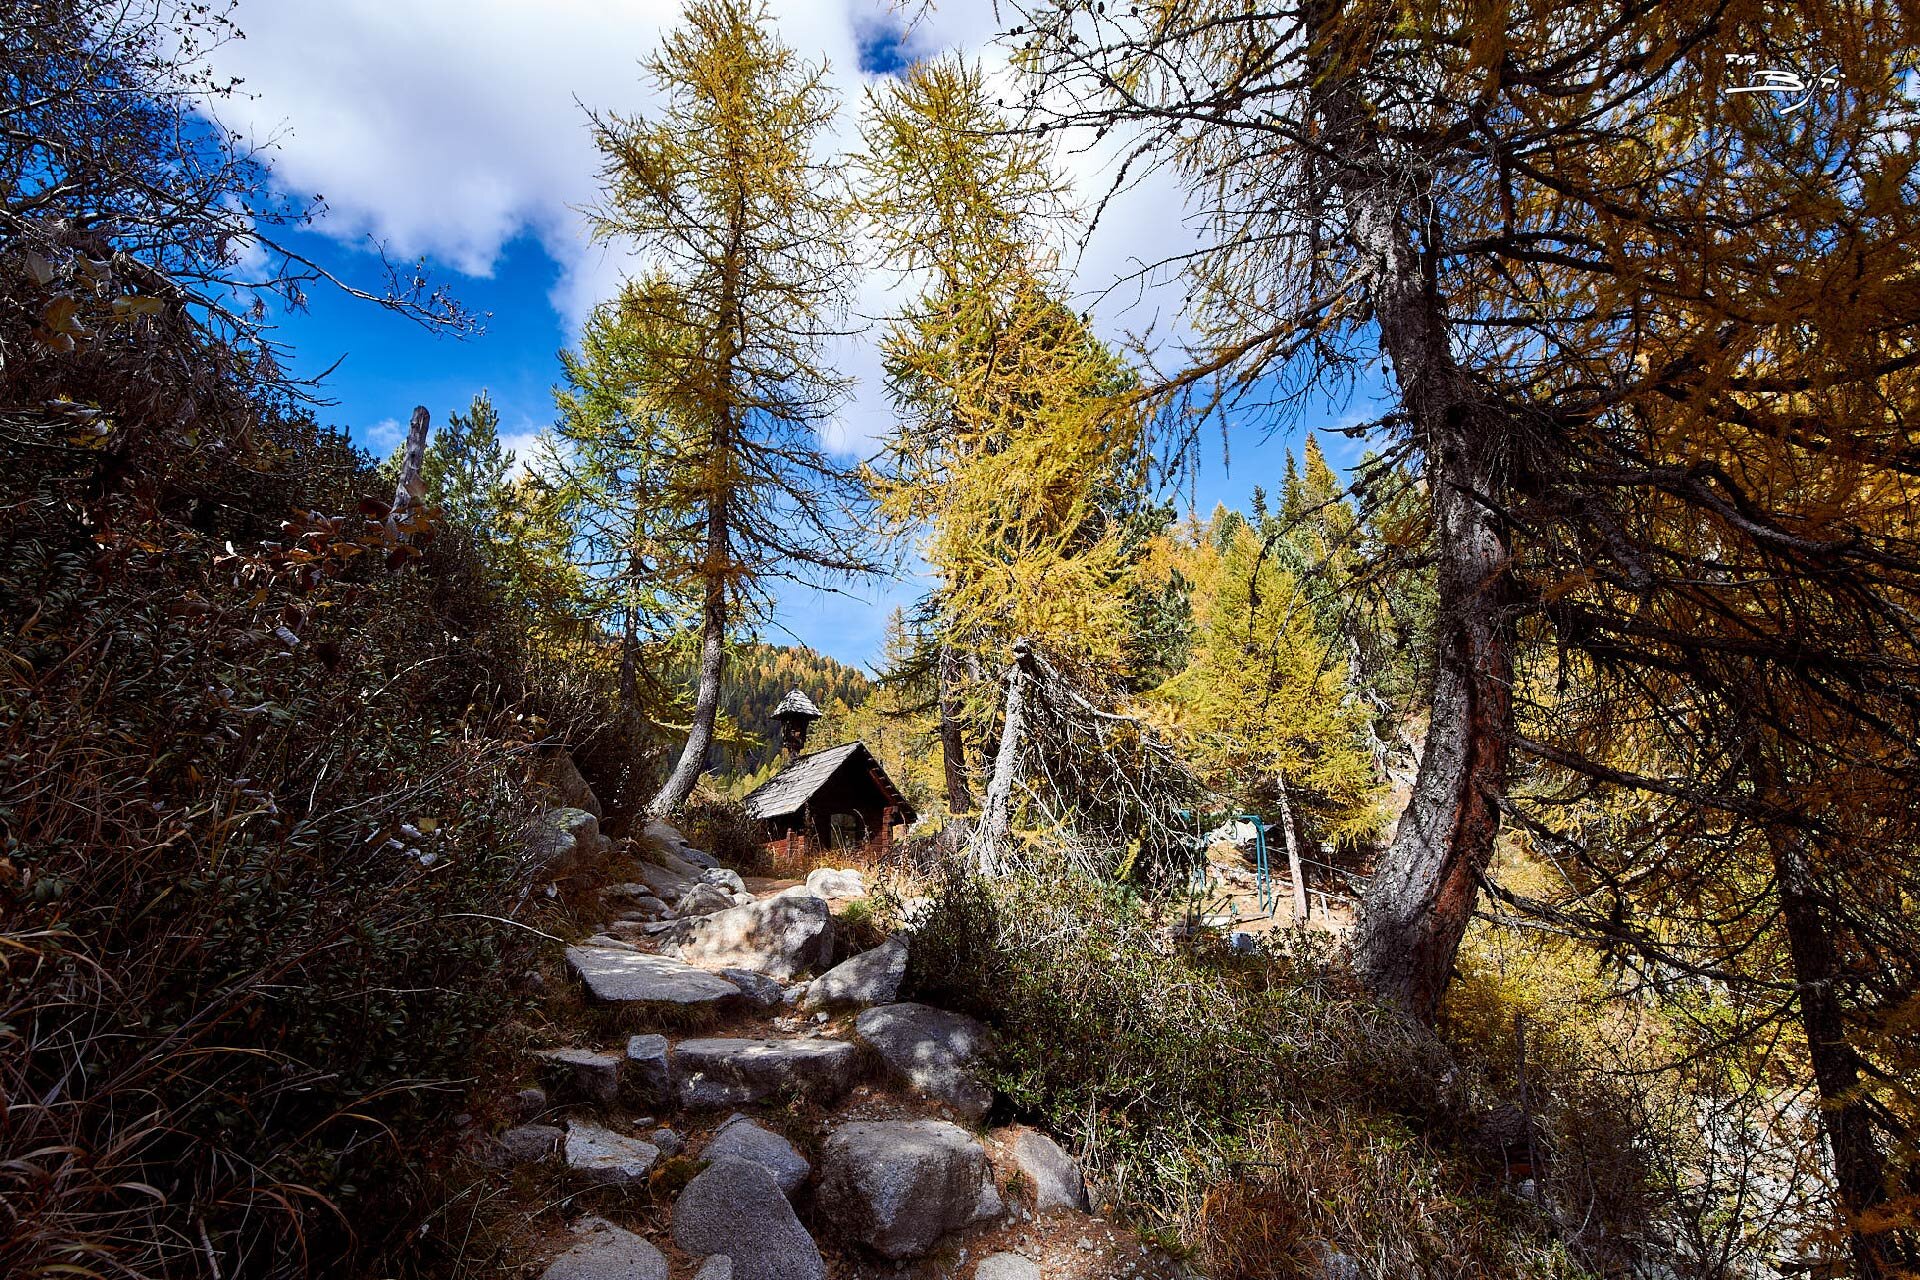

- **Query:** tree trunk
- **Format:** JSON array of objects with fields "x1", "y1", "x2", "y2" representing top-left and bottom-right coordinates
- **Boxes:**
[
  {"x1": 1276, "y1": 773, "x2": 1309, "y2": 923},
  {"x1": 939, "y1": 641, "x2": 974, "y2": 846},
  {"x1": 389, "y1": 405, "x2": 430, "y2": 529},
  {"x1": 648, "y1": 499, "x2": 729, "y2": 819},
  {"x1": 1308, "y1": 21, "x2": 1517, "y2": 1022},
  {"x1": 1774, "y1": 835, "x2": 1905, "y2": 1278},
  {"x1": 968, "y1": 638, "x2": 1031, "y2": 875}
]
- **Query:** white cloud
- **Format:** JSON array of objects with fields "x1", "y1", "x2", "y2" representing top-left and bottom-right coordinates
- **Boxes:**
[
  {"x1": 207, "y1": 0, "x2": 1199, "y2": 405},
  {"x1": 362, "y1": 415, "x2": 405, "y2": 449}
]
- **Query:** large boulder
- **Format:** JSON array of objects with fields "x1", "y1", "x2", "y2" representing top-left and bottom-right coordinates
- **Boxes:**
[
  {"x1": 1009, "y1": 1128, "x2": 1089, "y2": 1212},
  {"x1": 672, "y1": 1157, "x2": 827, "y2": 1280},
  {"x1": 701, "y1": 1113, "x2": 811, "y2": 1197},
  {"x1": 540, "y1": 1218, "x2": 668, "y2": 1280},
  {"x1": 530, "y1": 751, "x2": 602, "y2": 820},
  {"x1": 673, "y1": 893, "x2": 833, "y2": 980},
  {"x1": 671, "y1": 1037, "x2": 862, "y2": 1109},
  {"x1": 802, "y1": 938, "x2": 906, "y2": 1011},
  {"x1": 816, "y1": 1119, "x2": 1004, "y2": 1260},
  {"x1": 524, "y1": 807, "x2": 612, "y2": 878},
  {"x1": 563, "y1": 1120, "x2": 660, "y2": 1187},
  {"x1": 566, "y1": 946, "x2": 742, "y2": 1008},
  {"x1": 530, "y1": 1047, "x2": 622, "y2": 1105},
  {"x1": 854, "y1": 1003, "x2": 994, "y2": 1122}
]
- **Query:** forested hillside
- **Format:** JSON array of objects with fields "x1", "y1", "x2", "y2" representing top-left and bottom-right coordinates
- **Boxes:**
[
  {"x1": 664, "y1": 640, "x2": 873, "y2": 774},
  {"x1": 5, "y1": 1, "x2": 1918, "y2": 1278}
]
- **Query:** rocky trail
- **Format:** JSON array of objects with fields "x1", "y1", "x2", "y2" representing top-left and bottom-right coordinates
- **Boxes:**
[{"x1": 465, "y1": 793, "x2": 1187, "y2": 1280}]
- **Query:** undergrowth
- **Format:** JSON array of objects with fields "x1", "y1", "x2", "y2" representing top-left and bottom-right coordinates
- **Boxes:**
[
  {"x1": 0, "y1": 434, "x2": 551, "y2": 1279},
  {"x1": 902, "y1": 864, "x2": 1662, "y2": 1279}
]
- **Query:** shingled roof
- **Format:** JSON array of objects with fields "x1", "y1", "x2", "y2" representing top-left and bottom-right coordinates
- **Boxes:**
[
  {"x1": 771, "y1": 688, "x2": 822, "y2": 720},
  {"x1": 740, "y1": 740, "x2": 916, "y2": 824}
]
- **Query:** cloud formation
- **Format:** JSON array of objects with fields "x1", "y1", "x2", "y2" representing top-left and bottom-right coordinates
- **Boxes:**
[{"x1": 207, "y1": 0, "x2": 1198, "y2": 455}]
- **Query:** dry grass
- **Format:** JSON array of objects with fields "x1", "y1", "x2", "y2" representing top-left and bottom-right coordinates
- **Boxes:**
[
  {"x1": 903, "y1": 864, "x2": 1660, "y2": 1279},
  {"x1": 0, "y1": 441, "x2": 554, "y2": 1280}
]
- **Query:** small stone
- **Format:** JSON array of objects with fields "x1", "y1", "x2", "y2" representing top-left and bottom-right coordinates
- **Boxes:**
[
  {"x1": 539, "y1": 1217, "x2": 668, "y2": 1280},
  {"x1": 1077, "y1": 1236, "x2": 1093, "y2": 1251},
  {"x1": 1313, "y1": 1242, "x2": 1363, "y2": 1280},
  {"x1": 975, "y1": 1255, "x2": 1041, "y2": 1280},
  {"x1": 1010, "y1": 1128, "x2": 1089, "y2": 1212},
  {"x1": 692, "y1": 1258, "x2": 734, "y2": 1280},
  {"x1": 721, "y1": 968, "x2": 786, "y2": 1009},
  {"x1": 651, "y1": 1126, "x2": 684, "y2": 1156},
  {"x1": 531, "y1": 1047, "x2": 622, "y2": 1105},
  {"x1": 497, "y1": 1123, "x2": 564, "y2": 1166},
  {"x1": 625, "y1": 1033, "x2": 673, "y2": 1105},
  {"x1": 564, "y1": 1119, "x2": 660, "y2": 1187}
]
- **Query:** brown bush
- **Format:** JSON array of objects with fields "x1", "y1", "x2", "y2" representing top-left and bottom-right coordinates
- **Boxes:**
[{"x1": 682, "y1": 794, "x2": 771, "y2": 875}]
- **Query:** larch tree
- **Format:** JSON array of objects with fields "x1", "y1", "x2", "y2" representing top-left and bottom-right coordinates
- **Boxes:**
[
  {"x1": 547, "y1": 293, "x2": 690, "y2": 770},
  {"x1": 1147, "y1": 505, "x2": 1384, "y2": 847},
  {"x1": 584, "y1": 0, "x2": 869, "y2": 820},
  {"x1": 859, "y1": 59, "x2": 1152, "y2": 863},
  {"x1": 857, "y1": 57, "x2": 1069, "y2": 837},
  {"x1": 1008, "y1": 0, "x2": 1920, "y2": 1264}
]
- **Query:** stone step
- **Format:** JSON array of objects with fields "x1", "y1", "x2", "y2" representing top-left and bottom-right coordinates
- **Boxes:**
[
  {"x1": 671, "y1": 1035, "x2": 862, "y2": 1109},
  {"x1": 566, "y1": 945, "x2": 743, "y2": 1007}
]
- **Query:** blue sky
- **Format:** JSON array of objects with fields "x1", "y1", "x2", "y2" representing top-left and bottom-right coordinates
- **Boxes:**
[{"x1": 227, "y1": 0, "x2": 1389, "y2": 671}]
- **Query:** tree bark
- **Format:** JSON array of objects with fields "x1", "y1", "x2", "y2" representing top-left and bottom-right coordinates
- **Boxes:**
[
  {"x1": 968, "y1": 638, "x2": 1031, "y2": 875},
  {"x1": 389, "y1": 405, "x2": 430, "y2": 529},
  {"x1": 939, "y1": 641, "x2": 974, "y2": 845},
  {"x1": 1307, "y1": 17, "x2": 1517, "y2": 1022},
  {"x1": 1276, "y1": 773, "x2": 1309, "y2": 923},
  {"x1": 1773, "y1": 835, "x2": 1905, "y2": 1278},
  {"x1": 648, "y1": 497, "x2": 729, "y2": 819}
]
